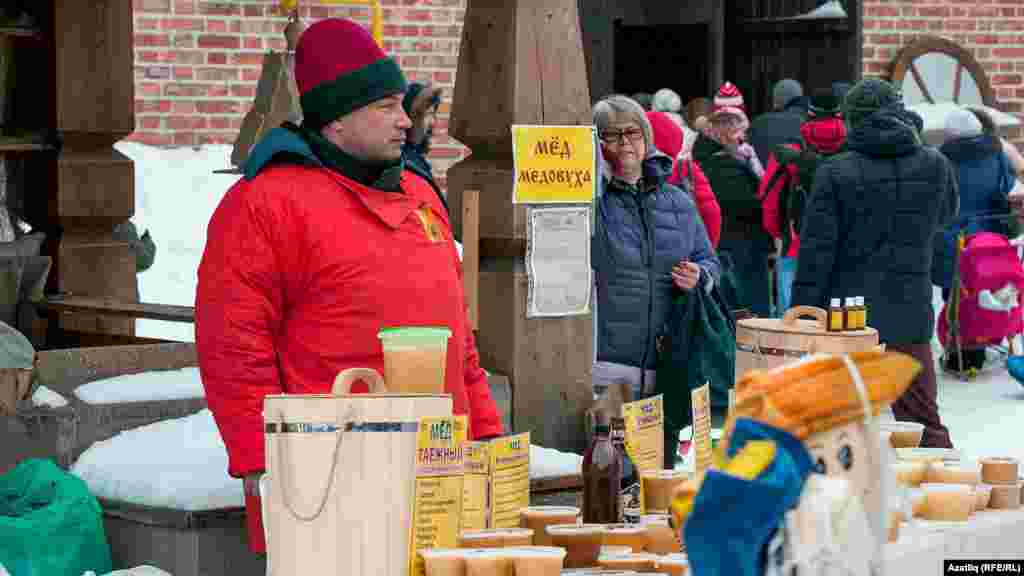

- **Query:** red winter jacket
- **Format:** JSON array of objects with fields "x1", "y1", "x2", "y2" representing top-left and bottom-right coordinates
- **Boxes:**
[
  {"x1": 672, "y1": 159, "x2": 721, "y2": 248},
  {"x1": 646, "y1": 111, "x2": 722, "y2": 247},
  {"x1": 758, "y1": 117, "x2": 848, "y2": 258},
  {"x1": 195, "y1": 128, "x2": 503, "y2": 482}
]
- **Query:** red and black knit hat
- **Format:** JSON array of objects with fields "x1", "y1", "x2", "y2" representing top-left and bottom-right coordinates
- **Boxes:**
[
  {"x1": 294, "y1": 18, "x2": 407, "y2": 131},
  {"x1": 710, "y1": 82, "x2": 747, "y2": 121}
]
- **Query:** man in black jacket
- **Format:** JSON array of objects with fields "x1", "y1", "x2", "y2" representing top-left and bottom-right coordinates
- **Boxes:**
[
  {"x1": 749, "y1": 79, "x2": 806, "y2": 167},
  {"x1": 792, "y1": 78, "x2": 959, "y2": 448}
]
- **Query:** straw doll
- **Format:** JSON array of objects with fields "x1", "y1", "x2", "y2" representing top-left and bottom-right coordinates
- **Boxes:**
[
  {"x1": 671, "y1": 350, "x2": 920, "y2": 576},
  {"x1": 728, "y1": 351, "x2": 920, "y2": 576}
]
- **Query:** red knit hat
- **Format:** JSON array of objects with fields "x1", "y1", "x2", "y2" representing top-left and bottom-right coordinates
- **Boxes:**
[
  {"x1": 294, "y1": 18, "x2": 407, "y2": 130},
  {"x1": 711, "y1": 82, "x2": 747, "y2": 121},
  {"x1": 645, "y1": 111, "x2": 683, "y2": 158}
]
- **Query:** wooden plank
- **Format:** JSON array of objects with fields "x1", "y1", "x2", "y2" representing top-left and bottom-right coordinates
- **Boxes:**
[
  {"x1": 0, "y1": 138, "x2": 51, "y2": 152},
  {"x1": 463, "y1": 189, "x2": 481, "y2": 330},
  {"x1": 530, "y1": 474, "x2": 583, "y2": 494},
  {"x1": 0, "y1": 27, "x2": 41, "y2": 38},
  {"x1": 41, "y1": 296, "x2": 195, "y2": 323}
]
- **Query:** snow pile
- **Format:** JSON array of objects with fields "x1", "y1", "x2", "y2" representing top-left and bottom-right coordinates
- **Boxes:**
[
  {"x1": 529, "y1": 444, "x2": 583, "y2": 479},
  {"x1": 71, "y1": 409, "x2": 242, "y2": 511},
  {"x1": 31, "y1": 385, "x2": 68, "y2": 408},
  {"x1": 73, "y1": 368, "x2": 204, "y2": 405}
]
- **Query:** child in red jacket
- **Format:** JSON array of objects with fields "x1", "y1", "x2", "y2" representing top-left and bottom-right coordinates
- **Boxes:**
[{"x1": 646, "y1": 111, "x2": 722, "y2": 247}]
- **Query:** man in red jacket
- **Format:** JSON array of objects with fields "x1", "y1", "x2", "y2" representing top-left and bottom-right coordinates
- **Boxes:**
[{"x1": 194, "y1": 18, "x2": 503, "y2": 553}]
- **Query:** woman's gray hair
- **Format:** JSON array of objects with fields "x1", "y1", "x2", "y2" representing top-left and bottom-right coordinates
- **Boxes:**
[{"x1": 592, "y1": 95, "x2": 654, "y2": 159}]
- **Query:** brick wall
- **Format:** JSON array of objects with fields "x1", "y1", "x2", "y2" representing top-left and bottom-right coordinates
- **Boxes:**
[
  {"x1": 128, "y1": 0, "x2": 467, "y2": 186},
  {"x1": 129, "y1": 1, "x2": 1024, "y2": 183},
  {"x1": 862, "y1": 0, "x2": 1024, "y2": 147}
]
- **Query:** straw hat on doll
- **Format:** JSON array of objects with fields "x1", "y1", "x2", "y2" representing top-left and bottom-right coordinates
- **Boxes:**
[{"x1": 726, "y1": 350, "x2": 922, "y2": 442}]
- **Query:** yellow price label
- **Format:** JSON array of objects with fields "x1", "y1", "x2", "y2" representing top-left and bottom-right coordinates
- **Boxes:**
[
  {"x1": 409, "y1": 416, "x2": 466, "y2": 576},
  {"x1": 489, "y1": 432, "x2": 530, "y2": 528},
  {"x1": 462, "y1": 441, "x2": 491, "y2": 531},
  {"x1": 622, "y1": 395, "x2": 665, "y2": 474}
]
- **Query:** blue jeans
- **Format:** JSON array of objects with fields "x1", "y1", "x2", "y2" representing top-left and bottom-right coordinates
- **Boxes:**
[{"x1": 775, "y1": 256, "x2": 797, "y2": 317}]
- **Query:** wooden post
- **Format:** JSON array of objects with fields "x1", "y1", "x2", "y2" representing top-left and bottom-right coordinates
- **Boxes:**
[
  {"x1": 462, "y1": 189, "x2": 480, "y2": 330},
  {"x1": 446, "y1": 0, "x2": 594, "y2": 452},
  {"x1": 23, "y1": 0, "x2": 138, "y2": 338}
]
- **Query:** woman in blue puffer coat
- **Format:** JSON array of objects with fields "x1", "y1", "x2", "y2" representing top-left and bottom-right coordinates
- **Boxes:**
[
  {"x1": 591, "y1": 95, "x2": 721, "y2": 402},
  {"x1": 933, "y1": 107, "x2": 1018, "y2": 371}
]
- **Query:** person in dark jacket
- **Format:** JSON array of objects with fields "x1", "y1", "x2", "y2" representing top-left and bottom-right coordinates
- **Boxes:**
[
  {"x1": 401, "y1": 81, "x2": 447, "y2": 212},
  {"x1": 591, "y1": 95, "x2": 721, "y2": 401},
  {"x1": 792, "y1": 78, "x2": 959, "y2": 449},
  {"x1": 694, "y1": 82, "x2": 773, "y2": 317},
  {"x1": 759, "y1": 89, "x2": 848, "y2": 317},
  {"x1": 933, "y1": 107, "x2": 1018, "y2": 372},
  {"x1": 749, "y1": 79, "x2": 806, "y2": 167}
]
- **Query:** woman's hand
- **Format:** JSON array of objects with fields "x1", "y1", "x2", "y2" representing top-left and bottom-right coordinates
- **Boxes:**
[{"x1": 672, "y1": 260, "x2": 701, "y2": 291}]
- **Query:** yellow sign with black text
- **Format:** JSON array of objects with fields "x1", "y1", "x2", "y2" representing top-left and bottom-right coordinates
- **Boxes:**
[
  {"x1": 512, "y1": 125, "x2": 597, "y2": 204},
  {"x1": 488, "y1": 432, "x2": 531, "y2": 528},
  {"x1": 409, "y1": 415, "x2": 467, "y2": 576}
]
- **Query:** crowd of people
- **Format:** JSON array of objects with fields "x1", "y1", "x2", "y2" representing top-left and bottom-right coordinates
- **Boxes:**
[{"x1": 594, "y1": 79, "x2": 1024, "y2": 452}]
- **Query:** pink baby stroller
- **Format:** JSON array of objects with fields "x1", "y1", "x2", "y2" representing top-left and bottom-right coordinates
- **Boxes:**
[{"x1": 938, "y1": 230, "x2": 1024, "y2": 379}]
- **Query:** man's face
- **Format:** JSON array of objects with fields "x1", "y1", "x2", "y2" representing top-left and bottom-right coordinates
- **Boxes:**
[{"x1": 323, "y1": 94, "x2": 412, "y2": 163}]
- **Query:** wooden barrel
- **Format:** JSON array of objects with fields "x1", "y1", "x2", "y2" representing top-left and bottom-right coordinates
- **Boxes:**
[{"x1": 735, "y1": 306, "x2": 879, "y2": 381}]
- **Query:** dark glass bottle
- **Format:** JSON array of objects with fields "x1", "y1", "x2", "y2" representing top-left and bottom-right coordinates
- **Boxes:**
[{"x1": 583, "y1": 423, "x2": 623, "y2": 524}]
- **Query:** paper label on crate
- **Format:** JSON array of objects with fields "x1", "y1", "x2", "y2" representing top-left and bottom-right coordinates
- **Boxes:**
[
  {"x1": 489, "y1": 432, "x2": 530, "y2": 528},
  {"x1": 461, "y1": 441, "x2": 491, "y2": 531},
  {"x1": 622, "y1": 395, "x2": 665, "y2": 475},
  {"x1": 409, "y1": 415, "x2": 467, "y2": 576},
  {"x1": 692, "y1": 384, "x2": 713, "y2": 477}
]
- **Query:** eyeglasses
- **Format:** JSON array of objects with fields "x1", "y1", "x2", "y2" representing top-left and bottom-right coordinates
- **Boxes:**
[{"x1": 599, "y1": 128, "x2": 644, "y2": 145}]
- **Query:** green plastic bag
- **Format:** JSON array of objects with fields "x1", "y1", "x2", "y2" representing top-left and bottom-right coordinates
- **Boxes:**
[
  {"x1": 655, "y1": 283, "x2": 736, "y2": 468},
  {"x1": 0, "y1": 459, "x2": 112, "y2": 576}
]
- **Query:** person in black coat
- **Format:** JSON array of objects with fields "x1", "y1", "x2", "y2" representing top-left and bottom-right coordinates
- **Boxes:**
[
  {"x1": 401, "y1": 81, "x2": 448, "y2": 213},
  {"x1": 792, "y1": 78, "x2": 959, "y2": 449},
  {"x1": 749, "y1": 79, "x2": 806, "y2": 167}
]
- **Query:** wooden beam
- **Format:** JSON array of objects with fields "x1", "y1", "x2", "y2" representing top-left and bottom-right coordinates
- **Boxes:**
[
  {"x1": 40, "y1": 296, "x2": 195, "y2": 323},
  {"x1": 463, "y1": 189, "x2": 480, "y2": 330}
]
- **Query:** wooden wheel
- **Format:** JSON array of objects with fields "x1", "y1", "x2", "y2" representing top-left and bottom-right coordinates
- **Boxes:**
[{"x1": 890, "y1": 35, "x2": 995, "y2": 108}]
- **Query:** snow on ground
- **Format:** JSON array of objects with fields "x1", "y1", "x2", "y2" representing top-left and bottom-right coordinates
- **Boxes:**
[{"x1": 115, "y1": 142, "x2": 237, "y2": 343}]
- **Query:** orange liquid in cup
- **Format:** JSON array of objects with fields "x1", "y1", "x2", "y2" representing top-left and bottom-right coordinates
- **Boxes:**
[
  {"x1": 463, "y1": 549, "x2": 512, "y2": 576},
  {"x1": 641, "y1": 514, "x2": 682, "y2": 554},
  {"x1": 641, "y1": 470, "x2": 691, "y2": 513},
  {"x1": 419, "y1": 549, "x2": 467, "y2": 576},
  {"x1": 458, "y1": 528, "x2": 534, "y2": 549},
  {"x1": 597, "y1": 552, "x2": 659, "y2": 571},
  {"x1": 507, "y1": 547, "x2": 566, "y2": 576},
  {"x1": 545, "y1": 524, "x2": 606, "y2": 568},
  {"x1": 602, "y1": 524, "x2": 648, "y2": 552},
  {"x1": 520, "y1": 506, "x2": 580, "y2": 546},
  {"x1": 378, "y1": 327, "x2": 451, "y2": 394}
]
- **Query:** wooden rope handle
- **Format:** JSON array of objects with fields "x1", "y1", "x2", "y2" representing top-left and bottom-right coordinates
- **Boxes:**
[
  {"x1": 781, "y1": 306, "x2": 829, "y2": 330},
  {"x1": 332, "y1": 368, "x2": 387, "y2": 395}
]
